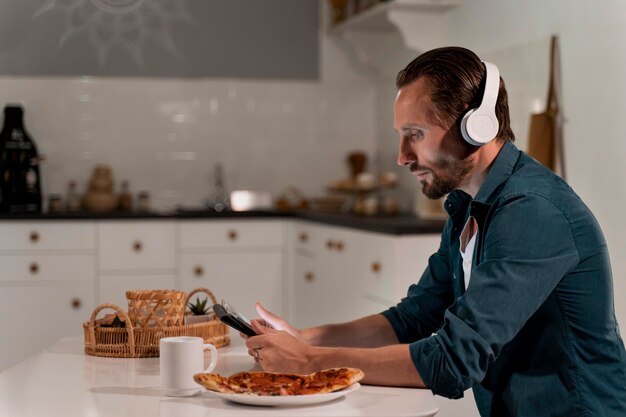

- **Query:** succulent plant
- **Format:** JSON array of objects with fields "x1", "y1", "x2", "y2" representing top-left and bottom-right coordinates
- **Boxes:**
[{"x1": 188, "y1": 296, "x2": 211, "y2": 316}]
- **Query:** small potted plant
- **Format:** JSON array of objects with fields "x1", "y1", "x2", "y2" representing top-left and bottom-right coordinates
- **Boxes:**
[{"x1": 185, "y1": 296, "x2": 215, "y2": 324}]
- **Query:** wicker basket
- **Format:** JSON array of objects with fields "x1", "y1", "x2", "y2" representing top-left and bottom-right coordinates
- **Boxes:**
[
  {"x1": 83, "y1": 289, "x2": 230, "y2": 358},
  {"x1": 126, "y1": 289, "x2": 186, "y2": 328}
]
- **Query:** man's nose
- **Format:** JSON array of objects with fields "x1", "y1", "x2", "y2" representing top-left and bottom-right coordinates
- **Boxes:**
[{"x1": 397, "y1": 137, "x2": 416, "y2": 166}]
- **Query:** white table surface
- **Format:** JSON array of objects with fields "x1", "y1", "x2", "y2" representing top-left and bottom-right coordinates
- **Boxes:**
[{"x1": 0, "y1": 336, "x2": 438, "y2": 417}]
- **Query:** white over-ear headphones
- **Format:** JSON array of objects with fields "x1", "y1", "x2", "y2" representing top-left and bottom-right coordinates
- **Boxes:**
[{"x1": 460, "y1": 61, "x2": 500, "y2": 146}]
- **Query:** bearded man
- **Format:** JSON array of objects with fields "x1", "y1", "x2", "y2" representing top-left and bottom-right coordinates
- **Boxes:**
[{"x1": 244, "y1": 47, "x2": 626, "y2": 417}]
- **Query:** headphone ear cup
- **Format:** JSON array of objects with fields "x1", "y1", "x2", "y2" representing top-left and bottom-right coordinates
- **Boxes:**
[{"x1": 460, "y1": 108, "x2": 499, "y2": 146}]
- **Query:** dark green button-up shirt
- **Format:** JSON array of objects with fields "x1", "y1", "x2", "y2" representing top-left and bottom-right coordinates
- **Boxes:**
[{"x1": 382, "y1": 142, "x2": 626, "y2": 416}]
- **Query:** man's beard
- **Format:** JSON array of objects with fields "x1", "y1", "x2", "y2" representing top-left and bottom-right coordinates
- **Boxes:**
[{"x1": 410, "y1": 157, "x2": 472, "y2": 199}]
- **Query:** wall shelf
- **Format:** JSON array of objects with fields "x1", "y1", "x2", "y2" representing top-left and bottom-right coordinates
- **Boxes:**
[
  {"x1": 328, "y1": 0, "x2": 461, "y2": 73},
  {"x1": 330, "y1": 0, "x2": 460, "y2": 35}
]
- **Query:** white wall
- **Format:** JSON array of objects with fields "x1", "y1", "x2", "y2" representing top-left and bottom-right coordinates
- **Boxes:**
[{"x1": 0, "y1": 76, "x2": 377, "y2": 211}]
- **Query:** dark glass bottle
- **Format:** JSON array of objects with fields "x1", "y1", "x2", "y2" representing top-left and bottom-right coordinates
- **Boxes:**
[{"x1": 0, "y1": 105, "x2": 42, "y2": 212}]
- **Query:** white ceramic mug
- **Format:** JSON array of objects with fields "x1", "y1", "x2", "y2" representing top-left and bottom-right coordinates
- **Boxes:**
[{"x1": 160, "y1": 336, "x2": 218, "y2": 397}]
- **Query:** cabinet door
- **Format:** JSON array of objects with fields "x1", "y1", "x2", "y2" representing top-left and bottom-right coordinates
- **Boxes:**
[
  {"x1": 0, "y1": 282, "x2": 94, "y2": 372},
  {"x1": 98, "y1": 221, "x2": 176, "y2": 271},
  {"x1": 179, "y1": 252, "x2": 283, "y2": 320},
  {"x1": 296, "y1": 225, "x2": 362, "y2": 325},
  {"x1": 98, "y1": 274, "x2": 177, "y2": 308},
  {"x1": 292, "y1": 251, "x2": 334, "y2": 328}
]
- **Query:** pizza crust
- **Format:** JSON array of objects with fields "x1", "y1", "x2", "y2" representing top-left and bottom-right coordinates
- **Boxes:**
[{"x1": 194, "y1": 367, "x2": 364, "y2": 396}]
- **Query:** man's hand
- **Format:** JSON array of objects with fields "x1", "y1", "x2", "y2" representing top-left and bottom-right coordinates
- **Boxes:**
[
  {"x1": 245, "y1": 319, "x2": 318, "y2": 374},
  {"x1": 243, "y1": 303, "x2": 316, "y2": 373}
]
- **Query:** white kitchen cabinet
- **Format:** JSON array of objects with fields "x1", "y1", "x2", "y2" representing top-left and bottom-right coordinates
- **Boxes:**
[
  {"x1": 178, "y1": 220, "x2": 287, "y2": 323},
  {"x1": 0, "y1": 221, "x2": 96, "y2": 372},
  {"x1": 291, "y1": 222, "x2": 361, "y2": 327},
  {"x1": 97, "y1": 221, "x2": 177, "y2": 306},
  {"x1": 0, "y1": 216, "x2": 442, "y2": 378},
  {"x1": 290, "y1": 221, "x2": 440, "y2": 328}
]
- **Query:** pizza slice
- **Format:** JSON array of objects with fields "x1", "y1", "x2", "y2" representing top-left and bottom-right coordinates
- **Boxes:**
[
  {"x1": 193, "y1": 373, "x2": 247, "y2": 394},
  {"x1": 301, "y1": 368, "x2": 365, "y2": 394}
]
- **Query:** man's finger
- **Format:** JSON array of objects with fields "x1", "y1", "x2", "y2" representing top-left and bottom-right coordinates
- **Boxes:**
[
  {"x1": 256, "y1": 303, "x2": 280, "y2": 325},
  {"x1": 245, "y1": 333, "x2": 272, "y2": 350}
]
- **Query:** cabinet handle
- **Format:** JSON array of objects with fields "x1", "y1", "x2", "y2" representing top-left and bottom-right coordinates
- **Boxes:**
[
  {"x1": 305, "y1": 272, "x2": 315, "y2": 282},
  {"x1": 133, "y1": 241, "x2": 143, "y2": 252},
  {"x1": 29, "y1": 262, "x2": 39, "y2": 274},
  {"x1": 299, "y1": 232, "x2": 309, "y2": 243},
  {"x1": 194, "y1": 265, "x2": 204, "y2": 277},
  {"x1": 228, "y1": 230, "x2": 238, "y2": 241},
  {"x1": 336, "y1": 241, "x2": 345, "y2": 252},
  {"x1": 371, "y1": 262, "x2": 381, "y2": 273},
  {"x1": 71, "y1": 298, "x2": 82, "y2": 310},
  {"x1": 326, "y1": 240, "x2": 334, "y2": 250},
  {"x1": 29, "y1": 231, "x2": 40, "y2": 243}
]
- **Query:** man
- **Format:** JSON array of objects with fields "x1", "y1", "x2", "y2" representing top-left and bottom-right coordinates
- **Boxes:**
[{"x1": 245, "y1": 47, "x2": 626, "y2": 416}]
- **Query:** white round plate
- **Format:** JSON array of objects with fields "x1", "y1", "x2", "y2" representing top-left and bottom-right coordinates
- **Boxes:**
[{"x1": 207, "y1": 383, "x2": 361, "y2": 407}]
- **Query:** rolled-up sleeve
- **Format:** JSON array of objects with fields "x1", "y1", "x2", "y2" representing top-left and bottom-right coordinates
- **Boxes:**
[{"x1": 401, "y1": 193, "x2": 580, "y2": 398}]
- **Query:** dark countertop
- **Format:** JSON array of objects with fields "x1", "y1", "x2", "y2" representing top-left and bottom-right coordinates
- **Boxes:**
[
  {"x1": 295, "y1": 211, "x2": 445, "y2": 235},
  {"x1": 0, "y1": 209, "x2": 445, "y2": 235}
]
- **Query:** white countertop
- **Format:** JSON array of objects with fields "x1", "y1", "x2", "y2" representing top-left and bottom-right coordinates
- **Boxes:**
[{"x1": 0, "y1": 336, "x2": 438, "y2": 417}]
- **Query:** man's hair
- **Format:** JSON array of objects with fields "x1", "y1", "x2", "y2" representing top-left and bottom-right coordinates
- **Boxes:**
[{"x1": 396, "y1": 46, "x2": 515, "y2": 143}]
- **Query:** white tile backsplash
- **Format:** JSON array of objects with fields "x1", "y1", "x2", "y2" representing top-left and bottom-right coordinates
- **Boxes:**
[{"x1": 0, "y1": 77, "x2": 377, "y2": 211}]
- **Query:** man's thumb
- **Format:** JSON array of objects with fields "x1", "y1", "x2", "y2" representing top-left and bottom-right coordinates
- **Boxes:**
[{"x1": 250, "y1": 318, "x2": 272, "y2": 335}]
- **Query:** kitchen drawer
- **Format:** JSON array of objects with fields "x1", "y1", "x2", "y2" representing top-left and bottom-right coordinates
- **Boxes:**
[
  {"x1": 98, "y1": 221, "x2": 176, "y2": 270},
  {"x1": 0, "y1": 221, "x2": 96, "y2": 252},
  {"x1": 0, "y1": 254, "x2": 95, "y2": 282},
  {"x1": 179, "y1": 220, "x2": 284, "y2": 250}
]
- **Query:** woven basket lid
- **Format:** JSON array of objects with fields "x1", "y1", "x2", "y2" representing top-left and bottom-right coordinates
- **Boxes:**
[{"x1": 125, "y1": 289, "x2": 186, "y2": 300}]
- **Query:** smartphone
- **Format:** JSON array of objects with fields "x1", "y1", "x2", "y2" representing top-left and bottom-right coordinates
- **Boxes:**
[{"x1": 213, "y1": 302, "x2": 257, "y2": 337}]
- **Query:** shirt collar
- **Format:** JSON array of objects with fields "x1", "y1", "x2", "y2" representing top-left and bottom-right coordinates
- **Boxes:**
[
  {"x1": 443, "y1": 141, "x2": 521, "y2": 227},
  {"x1": 473, "y1": 141, "x2": 521, "y2": 204}
]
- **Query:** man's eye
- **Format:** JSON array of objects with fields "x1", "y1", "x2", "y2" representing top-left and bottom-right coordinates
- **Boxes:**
[{"x1": 410, "y1": 131, "x2": 424, "y2": 139}]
